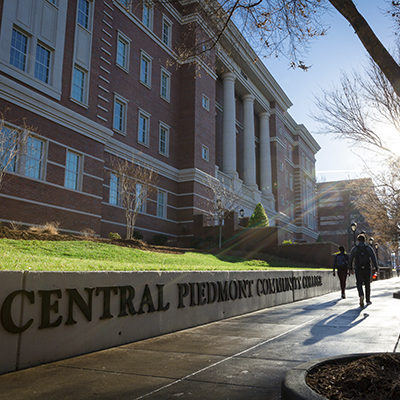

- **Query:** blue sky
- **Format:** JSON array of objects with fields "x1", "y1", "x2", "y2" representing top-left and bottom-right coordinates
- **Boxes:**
[{"x1": 261, "y1": 1, "x2": 396, "y2": 182}]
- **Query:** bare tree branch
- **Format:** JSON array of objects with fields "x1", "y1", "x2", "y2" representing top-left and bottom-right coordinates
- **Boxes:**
[
  {"x1": 0, "y1": 109, "x2": 37, "y2": 190},
  {"x1": 203, "y1": 176, "x2": 243, "y2": 248},
  {"x1": 110, "y1": 155, "x2": 158, "y2": 240}
]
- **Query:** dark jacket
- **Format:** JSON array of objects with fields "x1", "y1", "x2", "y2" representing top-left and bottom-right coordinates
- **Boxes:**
[
  {"x1": 349, "y1": 242, "x2": 378, "y2": 270},
  {"x1": 333, "y1": 252, "x2": 349, "y2": 270}
]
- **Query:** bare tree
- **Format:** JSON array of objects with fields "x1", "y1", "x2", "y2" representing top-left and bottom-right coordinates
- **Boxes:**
[
  {"x1": 349, "y1": 159, "x2": 400, "y2": 258},
  {"x1": 0, "y1": 110, "x2": 36, "y2": 190},
  {"x1": 203, "y1": 176, "x2": 243, "y2": 248},
  {"x1": 313, "y1": 53, "x2": 400, "y2": 153},
  {"x1": 110, "y1": 155, "x2": 158, "y2": 240}
]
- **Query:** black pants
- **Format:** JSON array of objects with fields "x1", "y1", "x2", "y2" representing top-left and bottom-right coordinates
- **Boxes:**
[
  {"x1": 355, "y1": 268, "x2": 372, "y2": 302},
  {"x1": 337, "y1": 269, "x2": 348, "y2": 295}
]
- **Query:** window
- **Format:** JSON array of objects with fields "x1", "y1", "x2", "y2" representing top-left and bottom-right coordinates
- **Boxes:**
[
  {"x1": 0, "y1": 127, "x2": 17, "y2": 172},
  {"x1": 35, "y1": 44, "x2": 51, "y2": 83},
  {"x1": 77, "y1": 0, "x2": 90, "y2": 30},
  {"x1": 113, "y1": 97, "x2": 127, "y2": 133},
  {"x1": 109, "y1": 173, "x2": 121, "y2": 206},
  {"x1": 143, "y1": 1, "x2": 153, "y2": 29},
  {"x1": 202, "y1": 145, "x2": 209, "y2": 161},
  {"x1": 157, "y1": 190, "x2": 166, "y2": 218},
  {"x1": 162, "y1": 18, "x2": 171, "y2": 47},
  {"x1": 280, "y1": 195, "x2": 284, "y2": 206},
  {"x1": 118, "y1": 0, "x2": 130, "y2": 8},
  {"x1": 159, "y1": 123, "x2": 169, "y2": 156},
  {"x1": 65, "y1": 151, "x2": 81, "y2": 190},
  {"x1": 202, "y1": 94, "x2": 209, "y2": 110},
  {"x1": 116, "y1": 34, "x2": 130, "y2": 70},
  {"x1": 160, "y1": 69, "x2": 170, "y2": 101},
  {"x1": 71, "y1": 66, "x2": 86, "y2": 103},
  {"x1": 289, "y1": 174, "x2": 293, "y2": 191},
  {"x1": 136, "y1": 183, "x2": 145, "y2": 212},
  {"x1": 140, "y1": 52, "x2": 152, "y2": 87},
  {"x1": 279, "y1": 161, "x2": 283, "y2": 172},
  {"x1": 10, "y1": 28, "x2": 28, "y2": 71},
  {"x1": 25, "y1": 137, "x2": 44, "y2": 179},
  {"x1": 138, "y1": 111, "x2": 150, "y2": 145}
]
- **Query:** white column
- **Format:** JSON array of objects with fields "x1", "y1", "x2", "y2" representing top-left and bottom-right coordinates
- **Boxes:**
[
  {"x1": 222, "y1": 72, "x2": 237, "y2": 177},
  {"x1": 242, "y1": 94, "x2": 257, "y2": 189},
  {"x1": 259, "y1": 111, "x2": 273, "y2": 196}
]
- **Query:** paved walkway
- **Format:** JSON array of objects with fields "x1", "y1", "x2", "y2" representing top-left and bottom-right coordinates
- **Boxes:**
[{"x1": 1, "y1": 278, "x2": 400, "y2": 400}]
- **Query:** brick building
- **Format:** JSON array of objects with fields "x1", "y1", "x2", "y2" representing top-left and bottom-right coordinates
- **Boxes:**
[
  {"x1": 317, "y1": 179, "x2": 373, "y2": 251},
  {"x1": 0, "y1": 0, "x2": 320, "y2": 243}
]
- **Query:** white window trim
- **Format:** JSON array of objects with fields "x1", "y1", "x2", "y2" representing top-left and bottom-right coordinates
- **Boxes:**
[
  {"x1": 202, "y1": 94, "x2": 209, "y2": 111},
  {"x1": 157, "y1": 189, "x2": 167, "y2": 219},
  {"x1": 109, "y1": 172, "x2": 121, "y2": 206},
  {"x1": 160, "y1": 67, "x2": 171, "y2": 102},
  {"x1": 23, "y1": 135, "x2": 47, "y2": 180},
  {"x1": 136, "y1": 183, "x2": 146, "y2": 213},
  {"x1": 116, "y1": 0, "x2": 131, "y2": 11},
  {"x1": 202, "y1": 145, "x2": 209, "y2": 161},
  {"x1": 142, "y1": 0, "x2": 154, "y2": 30},
  {"x1": 65, "y1": 149, "x2": 83, "y2": 191},
  {"x1": 138, "y1": 109, "x2": 151, "y2": 146},
  {"x1": 113, "y1": 93, "x2": 128, "y2": 135},
  {"x1": 158, "y1": 122, "x2": 170, "y2": 157},
  {"x1": 77, "y1": 0, "x2": 93, "y2": 33},
  {"x1": 35, "y1": 42, "x2": 52, "y2": 84},
  {"x1": 71, "y1": 64, "x2": 89, "y2": 106},
  {"x1": 116, "y1": 31, "x2": 131, "y2": 72},
  {"x1": 140, "y1": 50, "x2": 152, "y2": 88},
  {"x1": 161, "y1": 16, "x2": 172, "y2": 48}
]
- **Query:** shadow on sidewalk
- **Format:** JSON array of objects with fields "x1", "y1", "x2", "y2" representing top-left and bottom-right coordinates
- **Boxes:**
[{"x1": 303, "y1": 308, "x2": 369, "y2": 345}]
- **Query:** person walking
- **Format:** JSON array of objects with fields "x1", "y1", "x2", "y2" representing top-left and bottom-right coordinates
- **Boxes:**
[
  {"x1": 349, "y1": 234, "x2": 378, "y2": 307},
  {"x1": 333, "y1": 246, "x2": 350, "y2": 299}
]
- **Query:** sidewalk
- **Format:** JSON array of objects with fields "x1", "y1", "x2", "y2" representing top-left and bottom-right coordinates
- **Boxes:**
[{"x1": 1, "y1": 277, "x2": 399, "y2": 400}]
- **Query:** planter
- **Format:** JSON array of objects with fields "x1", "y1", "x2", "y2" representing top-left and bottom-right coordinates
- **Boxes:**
[{"x1": 281, "y1": 352, "x2": 386, "y2": 400}]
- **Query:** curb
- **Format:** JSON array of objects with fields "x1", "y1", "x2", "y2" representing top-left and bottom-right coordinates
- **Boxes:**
[{"x1": 281, "y1": 352, "x2": 384, "y2": 400}]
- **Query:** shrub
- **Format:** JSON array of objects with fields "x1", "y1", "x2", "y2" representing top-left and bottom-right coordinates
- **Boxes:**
[
  {"x1": 108, "y1": 232, "x2": 121, "y2": 240},
  {"x1": 132, "y1": 231, "x2": 144, "y2": 240},
  {"x1": 152, "y1": 234, "x2": 168, "y2": 246},
  {"x1": 316, "y1": 234, "x2": 324, "y2": 243},
  {"x1": 190, "y1": 236, "x2": 204, "y2": 249},
  {"x1": 248, "y1": 203, "x2": 269, "y2": 227},
  {"x1": 29, "y1": 221, "x2": 60, "y2": 235},
  {"x1": 10, "y1": 221, "x2": 22, "y2": 231},
  {"x1": 80, "y1": 228, "x2": 96, "y2": 238}
]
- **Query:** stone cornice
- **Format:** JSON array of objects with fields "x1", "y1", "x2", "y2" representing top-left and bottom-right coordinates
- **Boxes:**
[{"x1": 0, "y1": 75, "x2": 113, "y2": 144}]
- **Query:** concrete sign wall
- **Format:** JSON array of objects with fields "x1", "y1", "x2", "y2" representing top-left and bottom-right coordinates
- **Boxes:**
[{"x1": 0, "y1": 270, "x2": 355, "y2": 374}]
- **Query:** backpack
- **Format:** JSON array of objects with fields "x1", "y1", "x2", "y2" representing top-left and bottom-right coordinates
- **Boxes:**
[
  {"x1": 336, "y1": 253, "x2": 347, "y2": 269},
  {"x1": 355, "y1": 245, "x2": 370, "y2": 269}
]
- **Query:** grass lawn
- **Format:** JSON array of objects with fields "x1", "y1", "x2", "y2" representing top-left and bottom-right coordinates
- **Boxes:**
[{"x1": 0, "y1": 239, "x2": 320, "y2": 271}]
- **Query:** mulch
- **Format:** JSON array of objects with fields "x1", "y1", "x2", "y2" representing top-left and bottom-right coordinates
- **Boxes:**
[{"x1": 306, "y1": 353, "x2": 400, "y2": 399}]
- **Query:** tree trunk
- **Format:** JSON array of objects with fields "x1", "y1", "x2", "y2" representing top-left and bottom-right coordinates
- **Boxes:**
[{"x1": 328, "y1": 0, "x2": 400, "y2": 97}]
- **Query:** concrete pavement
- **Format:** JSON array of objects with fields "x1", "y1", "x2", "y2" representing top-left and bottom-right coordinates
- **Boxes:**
[{"x1": 1, "y1": 277, "x2": 399, "y2": 400}]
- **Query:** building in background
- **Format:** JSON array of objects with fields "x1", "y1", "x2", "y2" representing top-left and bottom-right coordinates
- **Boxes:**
[
  {"x1": 317, "y1": 179, "x2": 373, "y2": 252},
  {"x1": 0, "y1": 0, "x2": 320, "y2": 243}
]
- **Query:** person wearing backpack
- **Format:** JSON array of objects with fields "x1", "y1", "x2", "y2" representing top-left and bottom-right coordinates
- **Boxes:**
[
  {"x1": 349, "y1": 234, "x2": 378, "y2": 307},
  {"x1": 333, "y1": 246, "x2": 350, "y2": 299}
]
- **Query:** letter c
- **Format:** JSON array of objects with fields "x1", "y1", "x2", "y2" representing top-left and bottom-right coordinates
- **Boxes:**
[{"x1": 1, "y1": 290, "x2": 35, "y2": 334}]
